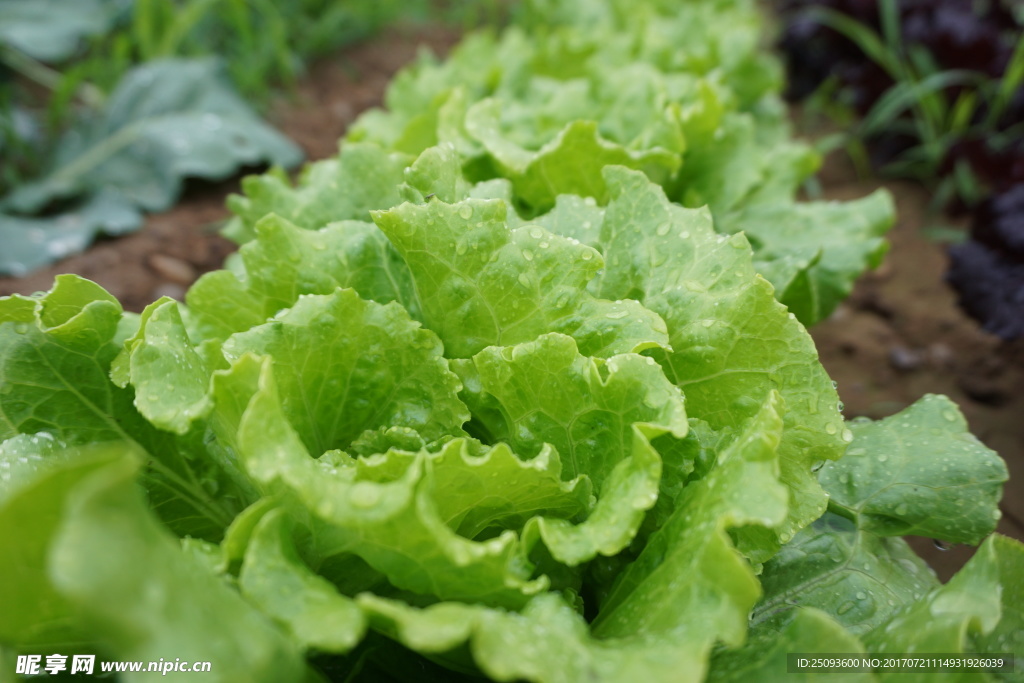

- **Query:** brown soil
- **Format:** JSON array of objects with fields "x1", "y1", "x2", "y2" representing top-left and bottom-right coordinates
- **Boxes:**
[
  {"x1": 811, "y1": 157, "x2": 1024, "y2": 579},
  {"x1": 0, "y1": 23, "x2": 462, "y2": 310},
  {"x1": 0, "y1": 23, "x2": 1019, "y2": 581}
]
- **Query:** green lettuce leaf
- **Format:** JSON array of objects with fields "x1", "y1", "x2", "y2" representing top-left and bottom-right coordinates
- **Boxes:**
[
  {"x1": 1, "y1": 1, "x2": 1014, "y2": 680},
  {"x1": 731, "y1": 191, "x2": 894, "y2": 326},
  {"x1": 224, "y1": 142, "x2": 411, "y2": 244},
  {"x1": 860, "y1": 535, "x2": 1003, "y2": 683},
  {"x1": 454, "y1": 332, "x2": 687, "y2": 564},
  {"x1": 336, "y1": 4, "x2": 892, "y2": 323},
  {"x1": 373, "y1": 197, "x2": 669, "y2": 359},
  {"x1": 971, "y1": 535, "x2": 1024, "y2": 679},
  {"x1": 0, "y1": 275, "x2": 241, "y2": 539},
  {"x1": 707, "y1": 608, "x2": 872, "y2": 683},
  {"x1": 0, "y1": 438, "x2": 119, "y2": 648},
  {"x1": 465, "y1": 103, "x2": 681, "y2": 213},
  {"x1": 582, "y1": 167, "x2": 845, "y2": 541},
  {"x1": 239, "y1": 507, "x2": 366, "y2": 653},
  {"x1": 594, "y1": 392, "x2": 787, "y2": 645},
  {"x1": 222, "y1": 288, "x2": 468, "y2": 455},
  {"x1": 112, "y1": 297, "x2": 214, "y2": 435},
  {"x1": 188, "y1": 214, "x2": 418, "y2": 343},
  {"x1": 820, "y1": 395, "x2": 1008, "y2": 545},
  {"x1": 352, "y1": 437, "x2": 593, "y2": 542},
  {"x1": 0, "y1": 440, "x2": 307, "y2": 681},
  {"x1": 753, "y1": 514, "x2": 939, "y2": 637},
  {"x1": 358, "y1": 592, "x2": 716, "y2": 683},
  {"x1": 215, "y1": 353, "x2": 546, "y2": 608}
]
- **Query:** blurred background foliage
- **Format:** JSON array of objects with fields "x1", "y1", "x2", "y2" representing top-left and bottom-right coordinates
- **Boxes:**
[
  {"x1": 774, "y1": 0, "x2": 1024, "y2": 339},
  {"x1": 0, "y1": 0, "x2": 500, "y2": 274}
]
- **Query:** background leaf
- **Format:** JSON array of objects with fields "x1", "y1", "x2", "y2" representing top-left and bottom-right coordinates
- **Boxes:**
[{"x1": 0, "y1": 0, "x2": 129, "y2": 62}]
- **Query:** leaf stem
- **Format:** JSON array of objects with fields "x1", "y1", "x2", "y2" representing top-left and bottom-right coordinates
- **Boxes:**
[
  {"x1": 0, "y1": 45, "x2": 104, "y2": 108},
  {"x1": 826, "y1": 498, "x2": 858, "y2": 524}
]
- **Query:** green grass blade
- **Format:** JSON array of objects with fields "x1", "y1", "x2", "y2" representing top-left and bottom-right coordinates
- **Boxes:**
[
  {"x1": 156, "y1": 0, "x2": 221, "y2": 57},
  {"x1": 878, "y1": 0, "x2": 902, "y2": 55},
  {"x1": 805, "y1": 7, "x2": 902, "y2": 80},
  {"x1": 987, "y1": 34, "x2": 1024, "y2": 127},
  {"x1": 860, "y1": 70, "x2": 982, "y2": 138}
]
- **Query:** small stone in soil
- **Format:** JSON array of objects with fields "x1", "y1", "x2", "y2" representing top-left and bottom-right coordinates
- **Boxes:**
[
  {"x1": 928, "y1": 342, "x2": 954, "y2": 369},
  {"x1": 148, "y1": 254, "x2": 197, "y2": 286},
  {"x1": 888, "y1": 345, "x2": 923, "y2": 371},
  {"x1": 152, "y1": 283, "x2": 186, "y2": 302}
]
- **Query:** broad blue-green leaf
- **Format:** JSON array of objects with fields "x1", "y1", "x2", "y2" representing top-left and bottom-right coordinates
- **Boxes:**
[
  {"x1": 585, "y1": 167, "x2": 845, "y2": 540},
  {"x1": 0, "y1": 190, "x2": 142, "y2": 277},
  {"x1": 752, "y1": 514, "x2": 939, "y2": 637},
  {"x1": 222, "y1": 288, "x2": 468, "y2": 455},
  {"x1": 819, "y1": 395, "x2": 1008, "y2": 545},
  {"x1": 239, "y1": 507, "x2": 366, "y2": 653},
  {"x1": 0, "y1": 0, "x2": 128, "y2": 62},
  {"x1": 0, "y1": 58, "x2": 301, "y2": 273},
  {"x1": 592, "y1": 392, "x2": 787, "y2": 680},
  {"x1": 224, "y1": 142, "x2": 411, "y2": 244},
  {"x1": 6, "y1": 59, "x2": 300, "y2": 215},
  {"x1": 373, "y1": 197, "x2": 669, "y2": 359}
]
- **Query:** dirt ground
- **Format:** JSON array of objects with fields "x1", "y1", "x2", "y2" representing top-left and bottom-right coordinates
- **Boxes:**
[
  {"x1": 811, "y1": 158, "x2": 1024, "y2": 578},
  {"x1": 0, "y1": 24, "x2": 463, "y2": 311},
  {"x1": 0, "y1": 24, "x2": 1019, "y2": 581}
]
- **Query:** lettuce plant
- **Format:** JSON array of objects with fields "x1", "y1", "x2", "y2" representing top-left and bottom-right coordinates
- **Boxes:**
[
  {"x1": 326, "y1": 0, "x2": 896, "y2": 327},
  {"x1": 1, "y1": 1, "x2": 1020, "y2": 681},
  {"x1": 1, "y1": 146, "x2": 1019, "y2": 681}
]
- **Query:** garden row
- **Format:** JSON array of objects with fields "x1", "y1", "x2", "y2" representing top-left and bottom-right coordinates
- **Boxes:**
[{"x1": 1, "y1": 1, "x2": 1020, "y2": 681}]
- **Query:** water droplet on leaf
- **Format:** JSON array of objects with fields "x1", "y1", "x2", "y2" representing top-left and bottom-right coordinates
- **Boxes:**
[{"x1": 350, "y1": 482, "x2": 381, "y2": 508}]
